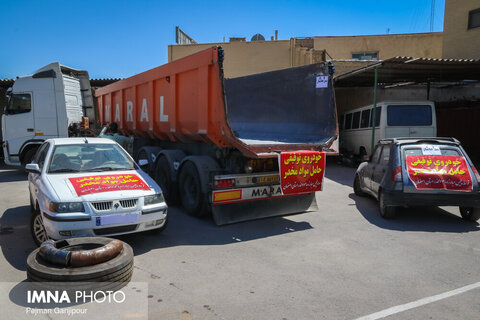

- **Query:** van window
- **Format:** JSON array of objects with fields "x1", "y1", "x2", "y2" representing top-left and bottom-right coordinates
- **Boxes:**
[
  {"x1": 387, "y1": 105, "x2": 432, "y2": 126},
  {"x1": 339, "y1": 114, "x2": 344, "y2": 131},
  {"x1": 360, "y1": 109, "x2": 370, "y2": 128},
  {"x1": 352, "y1": 111, "x2": 361, "y2": 129},
  {"x1": 370, "y1": 106, "x2": 381, "y2": 127},
  {"x1": 345, "y1": 113, "x2": 353, "y2": 130},
  {"x1": 6, "y1": 93, "x2": 31, "y2": 114}
]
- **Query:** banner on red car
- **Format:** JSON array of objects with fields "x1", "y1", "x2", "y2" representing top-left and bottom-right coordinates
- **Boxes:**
[
  {"x1": 406, "y1": 155, "x2": 473, "y2": 191},
  {"x1": 278, "y1": 151, "x2": 326, "y2": 195},
  {"x1": 69, "y1": 174, "x2": 151, "y2": 196}
]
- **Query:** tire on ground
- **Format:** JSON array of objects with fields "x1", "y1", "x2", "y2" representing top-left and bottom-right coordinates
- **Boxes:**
[
  {"x1": 353, "y1": 174, "x2": 365, "y2": 197},
  {"x1": 459, "y1": 207, "x2": 480, "y2": 222},
  {"x1": 178, "y1": 161, "x2": 209, "y2": 217},
  {"x1": 379, "y1": 191, "x2": 396, "y2": 219},
  {"x1": 27, "y1": 237, "x2": 134, "y2": 282},
  {"x1": 30, "y1": 204, "x2": 48, "y2": 246}
]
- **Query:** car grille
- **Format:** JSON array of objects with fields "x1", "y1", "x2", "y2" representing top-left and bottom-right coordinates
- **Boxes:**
[
  {"x1": 91, "y1": 199, "x2": 138, "y2": 211},
  {"x1": 120, "y1": 199, "x2": 138, "y2": 209},
  {"x1": 94, "y1": 224, "x2": 138, "y2": 235},
  {"x1": 91, "y1": 201, "x2": 112, "y2": 211}
]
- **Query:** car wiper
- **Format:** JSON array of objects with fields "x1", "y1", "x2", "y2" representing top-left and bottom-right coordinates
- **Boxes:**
[
  {"x1": 49, "y1": 168, "x2": 80, "y2": 173},
  {"x1": 89, "y1": 167, "x2": 136, "y2": 172}
]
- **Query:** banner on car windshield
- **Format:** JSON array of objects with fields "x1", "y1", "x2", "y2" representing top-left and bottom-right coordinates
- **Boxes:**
[
  {"x1": 278, "y1": 151, "x2": 326, "y2": 195},
  {"x1": 69, "y1": 174, "x2": 151, "y2": 196},
  {"x1": 406, "y1": 155, "x2": 473, "y2": 191}
]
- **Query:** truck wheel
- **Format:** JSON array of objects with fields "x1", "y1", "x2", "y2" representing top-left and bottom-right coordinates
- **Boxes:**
[
  {"x1": 459, "y1": 207, "x2": 480, "y2": 222},
  {"x1": 353, "y1": 174, "x2": 365, "y2": 197},
  {"x1": 178, "y1": 161, "x2": 208, "y2": 217},
  {"x1": 30, "y1": 205, "x2": 49, "y2": 246},
  {"x1": 26, "y1": 237, "x2": 134, "y2": 282},
  {"x1": 379, "y1": 191, "x2": 396, "y2": 219},
  {"x1": 136, "y1": 148, "x2": 151, "y2": 174},
  {"x1": 22, "y1": 148, "x2": 37, "y2": 169},
  {"x1": 155, "y1": 157, "x2": 179, "y2": 205}
]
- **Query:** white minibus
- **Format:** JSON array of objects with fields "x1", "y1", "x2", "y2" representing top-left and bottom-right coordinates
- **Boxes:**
[{"x1": 339, "y1": 100, "x2": 436, "y2": 156}]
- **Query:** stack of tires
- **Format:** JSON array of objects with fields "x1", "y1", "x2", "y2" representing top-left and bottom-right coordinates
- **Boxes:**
[{"x1": 27, "y1": 237, "x2": 133, "y2": 291}]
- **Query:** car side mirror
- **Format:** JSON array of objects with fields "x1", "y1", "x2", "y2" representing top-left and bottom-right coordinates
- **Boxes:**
[
  {"x1": 363, "y1": 155, "x2": 370, "y2": 162},
  {"x1": 25, "y1": 163, "x2": 41, "y2": 174},
  {"x1": 138, "y1": 159, "x2": 148, "y2": 167}
]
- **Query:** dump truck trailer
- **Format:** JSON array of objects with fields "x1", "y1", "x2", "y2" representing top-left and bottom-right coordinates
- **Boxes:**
[{"x1": 95, "y1": 47, "x2": 338, "y2": 224}]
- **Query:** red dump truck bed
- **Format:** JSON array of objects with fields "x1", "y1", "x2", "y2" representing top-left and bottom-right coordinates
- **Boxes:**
[{"x1": 95, "y1": 47, "x2": 337, "y2": 159}]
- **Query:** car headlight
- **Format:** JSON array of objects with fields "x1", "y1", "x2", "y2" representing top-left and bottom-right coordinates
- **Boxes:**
[
  {"x1": 49, "y1": 202, "x2": 85, "y2": 213},
  {"x1": 144, "y1": 193, "x2": 165, "y2": 205}
]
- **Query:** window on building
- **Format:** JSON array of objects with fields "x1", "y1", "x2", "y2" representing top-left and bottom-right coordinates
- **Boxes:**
[
  {"x1": 352, "y1": 111, "x2": 361, "y2": 129},
  {"x1": 352, "y1": 52, "x2": 379, "y2": 61},
  {"x1": 468, "y1": 8, "x2": 480, "y2": 29}
]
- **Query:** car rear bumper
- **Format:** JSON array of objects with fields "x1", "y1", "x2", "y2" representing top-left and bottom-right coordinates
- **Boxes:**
[{"x1": 382, "y1": 189, "x2": 480, "y2": 208}]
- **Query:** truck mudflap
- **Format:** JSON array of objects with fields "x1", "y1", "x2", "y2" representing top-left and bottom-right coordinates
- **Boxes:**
[{"x1": 211, "y1": 193, "x2": 317, "y2": 225}]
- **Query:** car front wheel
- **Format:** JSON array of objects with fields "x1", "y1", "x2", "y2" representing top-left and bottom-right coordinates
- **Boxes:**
[
  {"x1": 459, "y1": 207, "x2": 480, "y2": 222},
  {"x1": 30, "y1": 206, "x2": 49, "y2": 246}
]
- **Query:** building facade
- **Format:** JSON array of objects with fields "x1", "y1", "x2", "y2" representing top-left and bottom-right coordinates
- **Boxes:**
[{"x1": 443, "y1": 0, "x2": 480, "y2": 59}]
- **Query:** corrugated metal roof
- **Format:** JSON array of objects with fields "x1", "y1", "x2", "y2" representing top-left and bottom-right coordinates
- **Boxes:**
[{"x1": 334, "y1": 56, "x2": 480, "y2": 87}]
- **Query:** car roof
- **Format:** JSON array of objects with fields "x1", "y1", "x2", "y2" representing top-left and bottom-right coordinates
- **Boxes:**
[
  {"x1": 45, "y1": 137, "x2": 117, "y2": 146},
  {"x1": 378, "y1": 137, "x2": 460, "y2": 146}
]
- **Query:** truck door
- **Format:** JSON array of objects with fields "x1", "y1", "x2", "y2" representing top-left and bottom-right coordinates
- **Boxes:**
[{"x1": 3, "y1": 93, "x2": 34, "y2": 158}]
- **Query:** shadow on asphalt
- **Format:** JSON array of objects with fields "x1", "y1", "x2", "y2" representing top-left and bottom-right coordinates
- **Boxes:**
[
  {"x1": 0, "y1": 163, "x2": 27, "y2": 183},
  {"x1": 0, "y1": 206, "x2": 36, "y2": 271},
  {"x1": 118, "y1": 207, "x2": 313, "y2": 256},
  {"x1": 325, "y1": 158, "x2": 357, "y2": 187},
  {"x1": 349, "y1": 193, "x2": 480, "y2": 233}
]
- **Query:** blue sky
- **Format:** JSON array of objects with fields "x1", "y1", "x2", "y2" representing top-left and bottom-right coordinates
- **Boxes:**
[{"x1": 0, "y1": 0, "x2": 445, "y2": 79}]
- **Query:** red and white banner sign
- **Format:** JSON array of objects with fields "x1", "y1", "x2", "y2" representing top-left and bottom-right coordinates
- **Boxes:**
[
  {"x1": 406, "y1": 155, "x2": 473, "y2": 191},
  {"x1": 278, "y1": 151, "x2": 326, "y2": 195},
  {"x1": 69, "y1": 174, "x2": 151, "y2": 196}
]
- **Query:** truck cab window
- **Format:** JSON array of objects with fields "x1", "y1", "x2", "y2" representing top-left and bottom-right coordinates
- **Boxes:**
[{"x1": 6, "y1": 93, "x2": 31, "y2": 114}]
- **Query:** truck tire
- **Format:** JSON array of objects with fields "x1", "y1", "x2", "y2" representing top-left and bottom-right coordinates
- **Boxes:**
[
  {"x1": 459, "y1": 207, "x2": 480, "y2": 222},
  {"x1": 27, "y1": 237, "x2": 134, "y2": 282},
  {"x1": 178, "y1": 161, "x2": 208, "y2": 217},
  {"x1": 155, "y1": 156, "x2": 179, "y2": 205},
  {"x1": 22, "y1": 148, "x2": 37, "y2": 169},
  {"x1": 379, "y1": 191, "x2": 396, "y2": 219}
]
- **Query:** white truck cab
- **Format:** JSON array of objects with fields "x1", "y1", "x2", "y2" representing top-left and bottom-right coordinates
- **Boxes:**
[{"x1": 2, "y1": 63, "x2": 93, "y2": 166}]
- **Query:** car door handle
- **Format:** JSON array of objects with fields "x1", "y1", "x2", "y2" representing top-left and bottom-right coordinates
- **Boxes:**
[{"x1": 27, "y1": 128, "x2": 34, "y2": 132}]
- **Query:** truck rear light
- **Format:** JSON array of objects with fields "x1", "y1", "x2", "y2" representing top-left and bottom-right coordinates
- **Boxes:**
[
  {"x1": 471, "y1": 166, "x2": 480, "y2": 182},
  {"x1": 392, "y1": 166, "x2": 402, "y2": 182},
  {"x1": 214, "y1": 178, "x2": 235, "y2": 190}
]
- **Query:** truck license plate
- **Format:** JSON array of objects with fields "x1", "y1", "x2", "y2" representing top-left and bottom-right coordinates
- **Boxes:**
[{"x1": 257, "y1": 176, "x2": 279, "y2": 183}]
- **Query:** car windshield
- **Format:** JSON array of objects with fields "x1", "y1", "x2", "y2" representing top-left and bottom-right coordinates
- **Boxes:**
[{"x1": 48, "y1": 144, "x2": 136, "y2": 173}]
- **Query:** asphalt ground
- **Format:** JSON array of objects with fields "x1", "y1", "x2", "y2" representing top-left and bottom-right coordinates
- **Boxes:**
[{"x1": 0, "y1": 159, "x2": 479, "y2": 319}]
